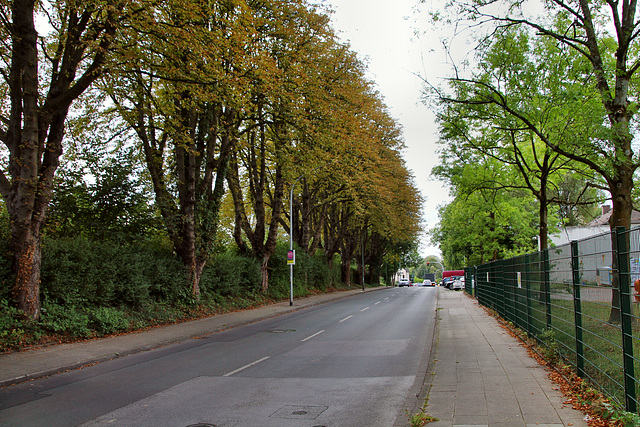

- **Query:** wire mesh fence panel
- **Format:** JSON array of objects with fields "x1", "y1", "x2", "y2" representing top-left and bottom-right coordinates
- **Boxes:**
[
  {"x1": 469, "y1": 227, "x2": 639, "y2": 413},
  {"x1": 617, "y1": 228, "x2": 639, "y2": 412}
]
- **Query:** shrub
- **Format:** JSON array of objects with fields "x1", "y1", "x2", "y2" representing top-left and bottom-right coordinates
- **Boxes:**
[
  {"x1": 41, "y1": 236, "x2": 186, "y2": 308},
  {"x1": 0, "y1": 299, "x2": 33, "y2": 351},
  {"x1": 200, "y1": 251, "x2": 261, "y2": 298},
  {"x1": 266, "y1": 242, "x2": 335, "y2": 299},
  {"x1": 89, "y1": 307, "x2": 130, "y2": 335},
  {"x1": 39, "y1": 302, "x2": 91, "y2": 338}
]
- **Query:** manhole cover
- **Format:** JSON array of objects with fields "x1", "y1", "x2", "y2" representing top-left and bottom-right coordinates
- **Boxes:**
[{"x1": 270, "y1": 405, "x2": 328, "y2": 420}]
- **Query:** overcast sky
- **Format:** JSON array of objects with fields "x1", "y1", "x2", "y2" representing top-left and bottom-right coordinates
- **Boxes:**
[{"x1": 322, "y1": 0, "x2": 452, "y2": 257}]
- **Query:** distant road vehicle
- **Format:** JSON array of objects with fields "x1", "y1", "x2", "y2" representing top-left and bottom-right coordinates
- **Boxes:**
[
  {"x1": 398, "y1": 278, "x2": 411, "y2": 287},
  {"x1": 422, "y1": 279, "x2": 433, "y2": 286}
]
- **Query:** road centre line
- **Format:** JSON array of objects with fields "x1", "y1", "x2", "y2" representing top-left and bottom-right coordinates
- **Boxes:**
[
  {"x1": 360, "y1": 307, "x2": 370, "y2": 312},
  {"x1": 301, "y1": 330, "x2": 325, "y2": 342},
  {"x1": 374, "y1": 301, "x2": 381, "y2": 305},
  {"x1": 339, "y1": 315, "x2": 353, "y2": 323},
  {"x1": 223, "y1": 356, "x2": 271, "y2": 377}
]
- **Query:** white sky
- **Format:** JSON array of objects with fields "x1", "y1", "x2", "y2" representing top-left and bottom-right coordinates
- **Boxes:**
[{"x1": 322, "y1": 0, "x2": 452, "y2": 257}]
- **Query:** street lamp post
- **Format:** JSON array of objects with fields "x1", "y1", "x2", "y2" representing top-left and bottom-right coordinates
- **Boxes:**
[{"x1": 289, "y1": 174, "x2": 305, "y2": 306}]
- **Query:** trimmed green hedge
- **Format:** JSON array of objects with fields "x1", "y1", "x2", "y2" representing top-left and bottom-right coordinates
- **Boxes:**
[{"x1": 0, "y1": 235, "x2": 345, "y2": 351}]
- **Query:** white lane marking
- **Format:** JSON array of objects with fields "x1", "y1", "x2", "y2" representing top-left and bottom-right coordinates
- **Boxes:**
[
  {"x1": 360, "y1": 307, "x2": 370, "y2": 312},
  {"x1": 339, "y1": 315, "x2": 353, "y2": 323},
  {"x1": 374, "y1": 301, "x2": 381, "y2": 305},
  {"x1": 223, "y1": 356, "x2": 271, "y2": 377},
  {"x1": 384, "y1": 297, "x2": 389, "y2": 300},
  {"x1": 301, "y1": 330, "x2": 325, "y2": 342}
]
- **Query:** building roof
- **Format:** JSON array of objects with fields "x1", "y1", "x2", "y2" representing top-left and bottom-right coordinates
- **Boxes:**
[{"x1": 587, "y1": 206, "x2": 640, "y2": 226}]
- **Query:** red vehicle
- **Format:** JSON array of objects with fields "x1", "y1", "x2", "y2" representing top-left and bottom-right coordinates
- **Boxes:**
[{"x1": 442, "y1": 270, "x2": 464, "y2": 279}]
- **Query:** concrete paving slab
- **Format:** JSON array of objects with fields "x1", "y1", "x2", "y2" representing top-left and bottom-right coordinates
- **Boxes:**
[{"x1": 422, "y1": 288, "x2": 589, "y2": 427}]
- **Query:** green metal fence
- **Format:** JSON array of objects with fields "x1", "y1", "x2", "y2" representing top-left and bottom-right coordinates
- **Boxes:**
[{"x1": 465, "y1": 226, "x2": 640, "y2": 413}]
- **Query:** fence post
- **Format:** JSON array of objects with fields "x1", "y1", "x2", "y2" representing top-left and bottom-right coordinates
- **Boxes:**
[
  {"x1": 474, "y1": 265, "x2": 478, "y2": 299},
  {"x1": 543, "y1": 248, "x2": 552, "y2": 330},
  {"x1": 571, "y1": 240, "x2": 585, "y2": 378},
  {"x1": 498, "y1": 259, "x2": 505, "y2": 319},
  {"x1": 525, "y1": 254, "x2": 532, "y2": 336},
  {"x1": 491, "y1": 261, "x2": 497, "y2": 311},
  {"x1": 615, "y1": 226, "x2": 637, "y2": 413}
]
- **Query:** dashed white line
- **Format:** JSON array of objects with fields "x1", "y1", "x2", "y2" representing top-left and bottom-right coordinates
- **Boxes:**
[
  {"x1": 339, "y1": 315, "x2": 353, "y2": 323},
  {"x1": 223, "y1": 356, "x2": 271, "y2": 377},
  {"x1": 301, "y1": 330, "x2": 325, "y2": 342},
  {"x1": 374, "y1": 301, "x2": 381, "y2": 305},
  {"x1": 360, "y1": 307, "x2": 370, "y2": 312}
]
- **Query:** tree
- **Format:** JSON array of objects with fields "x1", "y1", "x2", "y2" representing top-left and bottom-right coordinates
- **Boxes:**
[
  {"x1": 47, "y1": 147, "x2": 160, "y2": 240},
  {"x1": 0, "y1": 0, "x2": 137, "y2": 319},
  {"x1": 107, "y1": 0, "x2": 263, "y2": 298},
  {"x1": 223, "y1": 1, "x2": 342, "y2": 292},
  {"x1": 428, "y1": 0, "x2": 639, "y2": 321},
  {"x1": 427, "y1": 26, "x2": 604, "y2": 251},
  {"x1": 431, "y1": 186, "x2": 539, "y2": 267}
]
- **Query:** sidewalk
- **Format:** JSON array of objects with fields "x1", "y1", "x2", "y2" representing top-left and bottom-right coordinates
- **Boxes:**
[
  {"x1": 0, "y1": 288, "x2": 375, "y2": 388},
  {"x1": 422, "y1": 287, "x2": 589, "y2": 427}
]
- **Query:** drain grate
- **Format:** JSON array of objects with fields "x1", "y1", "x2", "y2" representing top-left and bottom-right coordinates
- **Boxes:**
[
  {"x1": 186, "y1": 424, "x2": 217, "y2": 427},
  {"x1": 270, "y1": 405, "x2": 328, "y2": 420},
  {"x1": 270, "y1": 328, "x2": 296, "y2": 333}
]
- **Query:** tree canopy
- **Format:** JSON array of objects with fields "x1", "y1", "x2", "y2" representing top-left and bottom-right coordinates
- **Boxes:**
[{"x1": 0, "y1": 0, "x2": 422, "y2": 318}]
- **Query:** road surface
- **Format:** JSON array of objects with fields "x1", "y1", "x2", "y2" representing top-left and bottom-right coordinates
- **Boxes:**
[{"x1": 0, "y1": 287, "x2": 437, "y2": 426}]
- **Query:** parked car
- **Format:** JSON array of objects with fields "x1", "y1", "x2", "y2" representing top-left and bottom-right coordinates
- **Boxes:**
[
  {"x1": 451, "y1": 276, "x2": 465, "y2": 290},
  {"x1": 398, "y1": 278, "x2": 411, "y2": 287},
  {"x1": 442, "y1": 277, "x2": 455, "y2": 289}
]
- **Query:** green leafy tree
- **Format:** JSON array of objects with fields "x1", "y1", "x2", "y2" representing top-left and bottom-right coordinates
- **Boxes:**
[
  {"x1": 431, "y1": 188, "x2": 538, "y2": 267},
  {"x1": 427, "y1": 1, "x2": 636, "y2": 321},
  {"x1": 107, "y1": 0, "x2": 259, "y2": 298},
  {"x1": 0, "y1": 0, "x2": 140, "y2": 319},
  {"x1": 47, "y1": 148, "x2": 160, "y2": 240},
  {"x1": 427, "y1": 26, "x2": 603, "y2": 251}
]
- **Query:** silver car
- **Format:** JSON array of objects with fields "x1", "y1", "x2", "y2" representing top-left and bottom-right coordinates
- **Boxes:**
[{"x1": 451, "y1": 276, "x2": 465, "y2": 290}]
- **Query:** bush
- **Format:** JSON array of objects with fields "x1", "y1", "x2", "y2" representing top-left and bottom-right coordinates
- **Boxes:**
[
  {"x1": 39, "y1": 302, "x2": 91, "y2": 338},
  {"x1": 41, "y1": 236, "x2": 187, "y2": 308},
  {"x1": 200, "y1": 251, "x2": 261, "y2": 297},
  {"x1": 266, "y1": 242, "x2": 335, "y2": 300},
  {"x1": 0, "y1": 299, "x2": 34, "y2": 351},
  {"x1": 89, "y1": 307, "x2": 130, "y2": 335}
]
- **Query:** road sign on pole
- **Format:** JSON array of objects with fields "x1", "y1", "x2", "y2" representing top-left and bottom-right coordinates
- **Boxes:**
[{"x1": 287, "y1": 250, "x2": 295, "y2": 265}]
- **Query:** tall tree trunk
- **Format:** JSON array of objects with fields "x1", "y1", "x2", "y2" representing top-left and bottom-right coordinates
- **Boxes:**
[
  {"x1": 340, "y1": 233, "x2": 358, "y2": 287},
  {"x1": 2, "y1": 1, "x2": 117, "y2": 320},
  {"x1": 341, "y1": 259, "x2": 352, "y2": 287},
  {"x1": 607, "y1": 175, "x2": 633, "y2": 323},
  {"x1": 12, "y1": 230, "x2": 42, "y2": 319},
  {"x1": 260, "y1": 254, "x2": 271, "y2": 293}
]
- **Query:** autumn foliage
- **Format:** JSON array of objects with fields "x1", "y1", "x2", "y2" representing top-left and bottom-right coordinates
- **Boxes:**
[{"x1": 0, "y1": 0, "x2": 421, "y2": 320}]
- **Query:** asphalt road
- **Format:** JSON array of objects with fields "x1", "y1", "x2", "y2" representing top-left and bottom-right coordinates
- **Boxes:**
[{"x1": 0, "y1": 287, "x2": 437, "y2": 427}]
